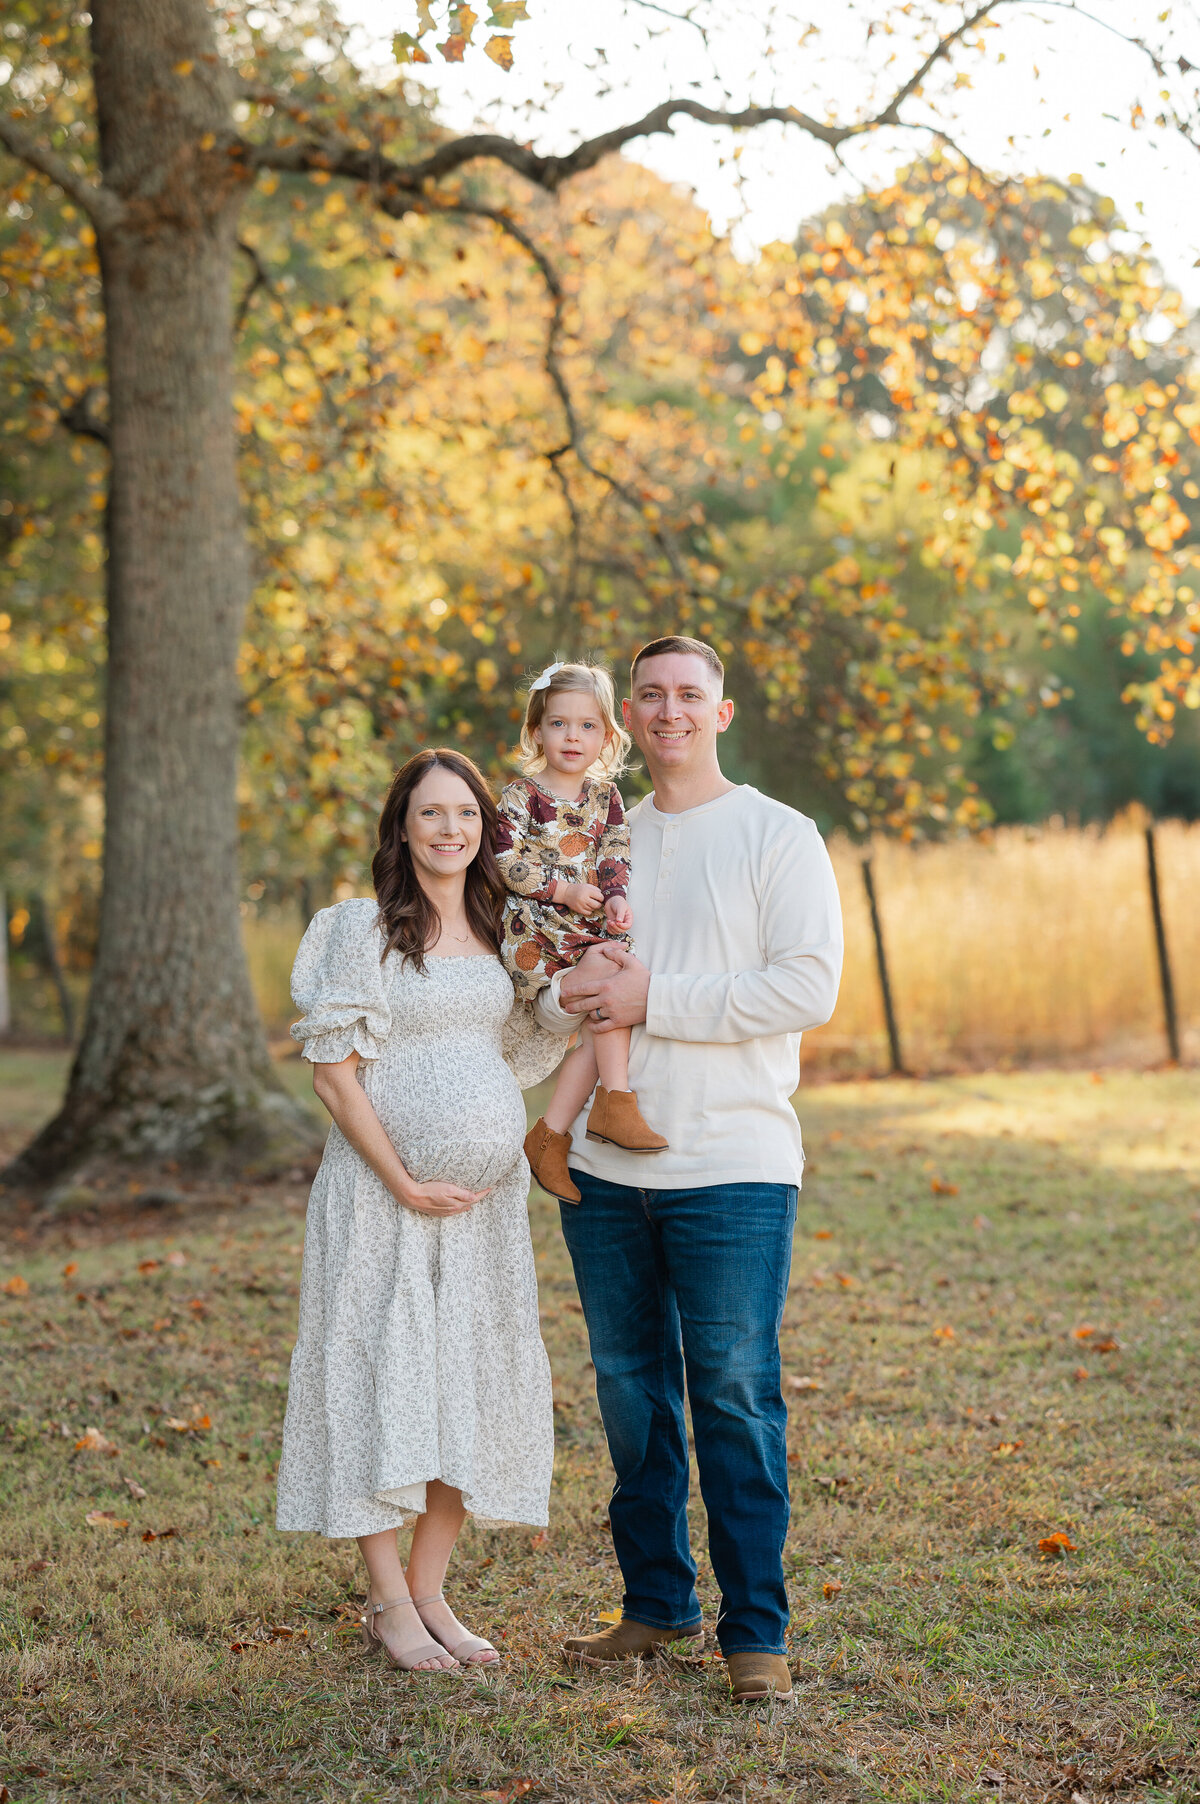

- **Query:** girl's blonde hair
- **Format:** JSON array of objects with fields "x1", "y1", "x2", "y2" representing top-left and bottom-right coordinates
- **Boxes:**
[{"x1": 518, "y1": 662, "x2": 631, "y2": 780}]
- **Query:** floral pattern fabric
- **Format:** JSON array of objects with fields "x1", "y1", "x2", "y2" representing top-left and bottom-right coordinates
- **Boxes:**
[
  {"x1": 276, "y1": 897, "x2": 566, "y2": 1539},
  {"x1": 495, "y1": 776, "x2": 633, "y2": 1001}
]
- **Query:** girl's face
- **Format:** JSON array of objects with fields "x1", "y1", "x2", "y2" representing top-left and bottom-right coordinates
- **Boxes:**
[
  {"x1": 535, "y1": 688, "x2": 611, "y2": 777},
  {"x1": 402, "y1": 769, "x2": 483, "y2": 884}
]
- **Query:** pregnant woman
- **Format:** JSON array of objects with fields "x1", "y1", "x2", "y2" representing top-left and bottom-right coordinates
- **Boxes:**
[{"x1": 276, "y1": 749, "x2": 565, "y2": 1673}]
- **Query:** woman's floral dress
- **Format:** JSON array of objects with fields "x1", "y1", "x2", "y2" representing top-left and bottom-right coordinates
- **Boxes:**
[
  {"x1": 276, "y1": 898, "x2": 566, "y2": 1539},
  {"x1": 495, "y1": 775, "x2": 632, "y2": 1002}
]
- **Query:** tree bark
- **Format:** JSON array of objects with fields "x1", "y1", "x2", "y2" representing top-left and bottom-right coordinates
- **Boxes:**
[{"x1": 5, "y1": 0, "x2": 317, "y2": 1187}]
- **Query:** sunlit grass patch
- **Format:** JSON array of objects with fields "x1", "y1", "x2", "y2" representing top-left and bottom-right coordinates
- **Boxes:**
[{"x1": 1, "y1": 1064, "x2": 1198, "y2": 1800}]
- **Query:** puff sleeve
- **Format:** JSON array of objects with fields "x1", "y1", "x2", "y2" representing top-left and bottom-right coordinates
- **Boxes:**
[
  {"x1": 290, "y1": 898, "x2": 392, "y2": 1065},
  {"x1": 500, "y1": 996, "x2": 569, "y2": 1089}
]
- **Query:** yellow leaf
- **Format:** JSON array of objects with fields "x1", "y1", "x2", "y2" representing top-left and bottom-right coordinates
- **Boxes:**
[
  {"x1": 484, "y1": 33, "x2": 514, "y2": 69},
  {"x1": 173, "y1": 60, "x2": 194, "y2": 75},
  {"x1": 598, "y1": 1609, "x2": 622, "y2": 1622}
]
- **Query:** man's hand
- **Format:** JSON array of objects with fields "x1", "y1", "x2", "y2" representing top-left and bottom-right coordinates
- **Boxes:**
[
  {"x1": 558, "y1": 943, "x2": 650, "y2": 1033},
  {"x1": 554, "y1": 879, "x2": 604, "y2": 916},
  {"x1": 603, "y1": 894, "x2": 633, "y2": 933}
]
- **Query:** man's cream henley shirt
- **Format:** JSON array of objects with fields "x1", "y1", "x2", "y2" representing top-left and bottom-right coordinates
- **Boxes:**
[{"x1": 534, "y1": 784, "x2": 844, "y2": 1190}]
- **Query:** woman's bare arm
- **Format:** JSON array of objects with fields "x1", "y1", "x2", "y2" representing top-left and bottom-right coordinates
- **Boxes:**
[{"x1": 312, "y1": 1054, "x2": 485, "y2": 1217}]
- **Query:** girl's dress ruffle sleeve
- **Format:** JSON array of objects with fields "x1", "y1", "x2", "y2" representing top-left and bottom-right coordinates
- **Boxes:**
[
  {"x1": 290, "y1": 898, "x2": 392, "y2": 1065},
  {"x1": 501, "y1": 996, "x2": 568, "y2": 1089}
]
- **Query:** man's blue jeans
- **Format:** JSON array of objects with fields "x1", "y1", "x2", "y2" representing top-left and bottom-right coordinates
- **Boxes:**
[{"x1": 559, "y1": 1173, "x2": 798, "y2": 1655}]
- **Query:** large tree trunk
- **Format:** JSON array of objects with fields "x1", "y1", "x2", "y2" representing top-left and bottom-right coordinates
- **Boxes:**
[{"x1": 5, "y1": 0, "x2": 318, "y2": 1188}]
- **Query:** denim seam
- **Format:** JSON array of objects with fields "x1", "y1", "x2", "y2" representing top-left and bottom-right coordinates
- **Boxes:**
[
  {"x1": 623, "y1": 1612, "x2": 704, "y2": 1634},
  {"x1": 721, "y1": 1643, "x2": 789, "y2": 1658}
]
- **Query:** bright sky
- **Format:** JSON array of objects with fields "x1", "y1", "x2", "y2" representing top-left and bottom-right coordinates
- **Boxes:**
[{"x1": 336, "y1": 0, "x2": 1200, "y2": 299}]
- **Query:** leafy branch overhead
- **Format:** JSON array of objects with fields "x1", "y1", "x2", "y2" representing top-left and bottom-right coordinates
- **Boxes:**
[{"x1": 392, "y1": 1, "x2": 530, "y2": 70}]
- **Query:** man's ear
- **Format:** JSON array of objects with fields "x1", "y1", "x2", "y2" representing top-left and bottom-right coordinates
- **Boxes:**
[
  {"x1": 716, "y1": 697, "x2": 735, "y2": 733},
  {"x1": 621, "y1": 697, "x2": 632, "y2": 725}
]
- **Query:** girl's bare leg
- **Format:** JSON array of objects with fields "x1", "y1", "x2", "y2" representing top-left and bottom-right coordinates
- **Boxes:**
[
  {"x1": 592, "y1": 1022, "x2": 631, "y2": 1095},
  {"x1": 407, "y1": 1480, "x2": 498, "y2": 1664},
  {"x1": 356, "y1": 1522, "x2": 458, "y2": 1669},
  {"x1": 544, "y1": 1036, "x2": 599, "y2": 1134}
]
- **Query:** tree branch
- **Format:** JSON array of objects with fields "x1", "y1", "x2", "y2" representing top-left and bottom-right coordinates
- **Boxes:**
[
  {"x1": 60, "y1": 388, "x2": 110, "y2": 447},
  {"x1": 0, "y1": 112, "x2": 125, "y2": 232}
]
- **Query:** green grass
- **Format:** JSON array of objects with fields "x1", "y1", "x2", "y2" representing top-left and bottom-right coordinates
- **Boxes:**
[{"x1": 1, "y1": 1062, "x2": 1198, "y2": 1801}]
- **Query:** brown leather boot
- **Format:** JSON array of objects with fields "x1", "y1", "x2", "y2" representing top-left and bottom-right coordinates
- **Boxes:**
[
  {"x1": 563, "y1": 1617, "x2": 703, "y2": 1666},
  {"x1": 523, "y1": 1118, "x2": 581, "y2": 1205},
  {"x1": 585, "y1": 1087, "x2": 668, "y2": 1151}
]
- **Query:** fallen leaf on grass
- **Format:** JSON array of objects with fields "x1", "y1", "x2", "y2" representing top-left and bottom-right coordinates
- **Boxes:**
[
  {"x1": 166, "y1": 1250, "x2": 187, "y2": 1267},
  {"x1": 992, "y1": 1440, "x2": 1025, "y2": 1458},
  {"x1": 931, "y1": 1179, "x2": 959, "y2": 1196},
  {"x1": 1093, "y1": 1336, "x2": 1121, "y2": 1354},
  {"x1": 1072, "y1": 1323, "x2": 1095, "y2": 1340},
  {"x1": 529, "y1": 1530, "x2": 548, "y2": 1550},
  {"x1": 163, "y1": 1410, "x2": 211, "y2": 1433},
  {"x1": 151, "y1": 1318, "x2": 172, "y2": 1332},
  {"x1": 813, "y1": 1229, "x2": 833, "y2": 1240},
  {"x1": 86, "y1": 1510, "x2": 129, "y2": 1530},
  {"x1": 137, "y1": 1260, "x2": 159, "y2": 1275},
  {"x1": 597, "y1": 1609, "x2": 622, "y2": 1623},
  {"x1": 62, "y1": 1262, "x2": 78, "y2": 1279},
  {"x1": 835, "y1": 1271, "x2": 856, "y2": 1288},
  {"x1": 932, "y1": 1325, "x2": 956, "y2": 1342},
  {"x1": 789, "y1": 1375, "x2": 823, "y2": 1392},
  {"x1": 3, "y1": 1275, "x2": 30, "y2": 1296},
  {"x1": 1038, "y1": 1531, "x2": 1077, "y2": 1557},
  {"x1": 822, "y1": 1579, "x2": 843, "y2": 1600},
  {"x1": 74, "y1": 1427, "x2": 119, "y2": 1456},
  {"x1": 1073, "y1": 1366, "x2": 1090, "y2": 1382},
  {"x1": 26, "y1": 1559, "x2": 50, "y2": 1574},
  {"x1": 123, "y1": 1477, "x2": 148, "y2": 1499},
  {"x1": 142, "y1": 1527, "x2": 178, "y2": 1542},
  {"x1": 854, "y1": 1169, "x2": 879, "y2": 1181}
]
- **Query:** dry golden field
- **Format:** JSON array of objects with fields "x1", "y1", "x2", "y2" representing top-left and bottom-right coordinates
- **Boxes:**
[{"x1": 243, "y1": 812, "x2": 1200, "y2": 1075}]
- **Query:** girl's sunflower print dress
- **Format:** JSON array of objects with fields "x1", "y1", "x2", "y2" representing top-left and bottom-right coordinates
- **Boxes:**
[{"x1": 496, "y1": 776, "x2": 632, "y2": 1002}]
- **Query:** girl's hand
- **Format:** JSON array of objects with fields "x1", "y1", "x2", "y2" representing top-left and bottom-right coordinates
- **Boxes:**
[
  {"x1": 396, "y1": 1181, "x2": 489, "y2": 1217},
  {"x1": 554, "y1": 880, "x2": 604, "y2": 915},
  {"x1": 604, "y1": 895, "x2": 633, "y2": 933}
]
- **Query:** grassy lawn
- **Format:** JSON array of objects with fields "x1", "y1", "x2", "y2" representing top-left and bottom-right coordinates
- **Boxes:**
[{"x1": 1, "y1": 1057, "x2": 1198, "y2": 1802}]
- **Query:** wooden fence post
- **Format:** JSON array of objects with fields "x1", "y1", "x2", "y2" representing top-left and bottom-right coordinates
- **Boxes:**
[
  {"x1": 0, "y1": 888, "x2": 9, "y2": 1036},
  {"x1": 1144, "y1": 825, "x2": 1181, "y2": 1064},
  {"x1": 861, "y1": 855, "x2": 905, "y2": 1076}
]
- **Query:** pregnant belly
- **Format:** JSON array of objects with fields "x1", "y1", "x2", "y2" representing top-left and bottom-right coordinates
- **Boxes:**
[{"x1": 364, "y1": 1049, "x2": 527, "y2": 1191}]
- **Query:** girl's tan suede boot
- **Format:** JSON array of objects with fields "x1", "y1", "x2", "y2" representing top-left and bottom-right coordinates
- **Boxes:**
[
  {"x1": 585, "y1": 1087, "x2": 668, "y2": 1151},
  {"x1": 523, "y1": 1118, "x2": 581, "y2": 1204}
]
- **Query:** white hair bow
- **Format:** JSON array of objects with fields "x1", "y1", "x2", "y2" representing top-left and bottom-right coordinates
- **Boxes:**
[{"x1": 529, "y1": 661, "x2": 565, "y2": 693}]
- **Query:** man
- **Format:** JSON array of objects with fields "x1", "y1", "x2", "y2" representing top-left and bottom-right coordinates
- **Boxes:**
[{"x1": 533, "y1": 635, "x2": 843, "y2": 1705}]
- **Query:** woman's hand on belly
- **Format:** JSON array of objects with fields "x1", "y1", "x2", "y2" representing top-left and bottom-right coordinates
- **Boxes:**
[{"x1": 396, "y1": 1177, "x2": 491, "y2": 1218}]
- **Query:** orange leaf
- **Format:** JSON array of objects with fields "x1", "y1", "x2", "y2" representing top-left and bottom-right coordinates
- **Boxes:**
[
  {"x1": 2, "y1": 1275, "x2": 29, "y2": 1296},
  {"x1": 74, "y1": 1426, "x2": 119, "y2": 1456},
  {"x1": 991, "y1": 1439, "x2": 1024, "y2": 1458},
  {"x1": 142, "y1": 1526, "x2": 178, "y2": 1542},
  {"x1": 1072, "y1": 1323, "x2": 1095, "y2": 1340},
  {"x1": 62, "y1": 1262, "x2": 78, "y2": 1279},
  {"x1": 1037, "y1": 1531, "x2": 1077, "y2": 1556},
  {"x1": 438, "y1": 33, "x2": 466, "y2": 60},
  {"x1": 85, "y1": 1510, "x2": 129, "y2": 1530},
  {"x1": 1072, "y1": 1366, "x2": 1090, "y2": 1382},
  {"x1": 931, "y1": 1179, "x2": 959, "y2": 1196},
  {"x1": 137, "y1": 1260, "x2": 160, "y2": 1275},
  {"x1": 530, "y1": 1529, "x2": 548, "y2": 1550},
  {"x1": 813, "y1": 1229, "x2": 833, "y2": 1240},
  {"x1": 933, "y1": 1325, "x2": 956, "y2": 1342},
  {"x1": 835, "y1": 1271, "x2": 856, "y2": 1289},
  {"x1": 1093, "y1": 1336, "x2": 1121, "y2": 1354},
  {"x1": 822, "y1": 1579, "x2": 843, "y2": 1600}
]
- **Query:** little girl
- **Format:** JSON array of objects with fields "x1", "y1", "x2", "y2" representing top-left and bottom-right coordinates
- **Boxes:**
[{"x1": 497, "y1": 661, "x2": 667, "y2": 1204}]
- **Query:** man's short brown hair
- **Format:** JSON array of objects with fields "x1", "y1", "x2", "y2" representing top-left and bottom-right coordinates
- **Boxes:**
[{"x1": 630, "y1": 635, "x2": 724, "y2": 690}]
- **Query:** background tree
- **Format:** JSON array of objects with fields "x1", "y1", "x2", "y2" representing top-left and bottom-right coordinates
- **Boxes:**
[{"x1": 2, "y1": 0, "x2": 1199, "y2": 1187}]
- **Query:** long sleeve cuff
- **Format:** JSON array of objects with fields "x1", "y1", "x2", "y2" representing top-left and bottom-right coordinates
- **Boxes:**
[{"x1": 532, "y1": 969, "x2": 577, "y2": 1036}]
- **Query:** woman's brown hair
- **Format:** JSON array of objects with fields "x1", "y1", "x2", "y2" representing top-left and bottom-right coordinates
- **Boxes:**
[{"x1": 372, "y1": 749, "x2": 504, "y2": 973}]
